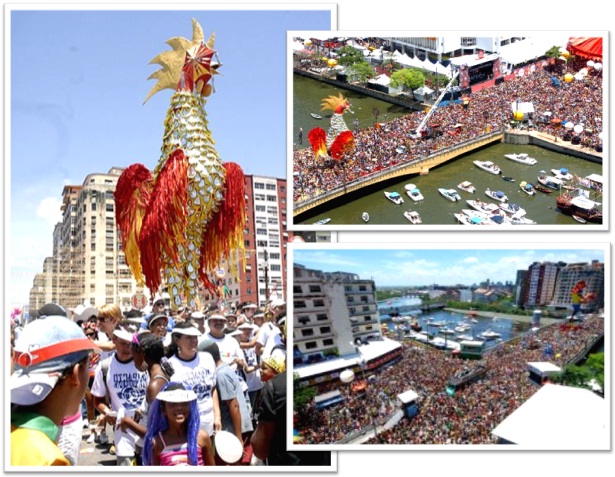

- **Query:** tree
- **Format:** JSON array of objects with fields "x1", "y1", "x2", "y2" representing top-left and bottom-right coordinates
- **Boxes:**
[
  {"x1": 293, "y1": 372, "x2": 317, "y2": 410},
  {"x1": 346, "y1": 60, "x2": 375, "y2": 83},
  {"x1": 545, "y1": 45, "x2": 562, "y2": 59},
  {"x1": 390, "y1": 68, "x2": 425, "y2": 91},
  {"x1": 337, "y1": 45, "x2": 365, "y2": 66}
]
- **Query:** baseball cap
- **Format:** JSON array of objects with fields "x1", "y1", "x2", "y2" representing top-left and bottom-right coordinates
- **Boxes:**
[
  {"x1": 191, "y1": 311, "x2": 205, "y2": 320},
  {"x1": 11, "y1": 316, "x2": 101, "y2": 406},
  {"x1": 113, "y1": 328, "x2": 134, "y2": 343},
  {"x1": 157, "y1": 388, "x2": 197, "y2": 403},
  {"x1": 242, "y1": 302, "x2": 257, "y2": 310},
  {"x1": 207, "y1": 314, "x2": 227, "y2": 322}
]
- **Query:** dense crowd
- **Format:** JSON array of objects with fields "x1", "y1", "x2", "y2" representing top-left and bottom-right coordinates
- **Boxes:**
[
  {"x1": 293, "y1": 57, "x2": 603, "y2": 203},
  {"x1": 10, "y1": 299, "x2": 328, "y2": 467},
  {"x1": 294, "y1": 315, "x2": 604, "y2": 445}
]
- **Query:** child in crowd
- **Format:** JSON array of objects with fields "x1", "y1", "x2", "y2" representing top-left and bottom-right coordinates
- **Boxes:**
[{"x1": 142, "y1": 382, "x2": 215, "y2": 466}]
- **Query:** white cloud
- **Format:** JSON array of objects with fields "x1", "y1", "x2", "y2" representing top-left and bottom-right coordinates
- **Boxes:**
[
  {"x1": 462, "y1": 256, "x2": 479, "y2": 264},
  {"x1": 36, "y1": 197, "x2": 63, "y2": 226}
]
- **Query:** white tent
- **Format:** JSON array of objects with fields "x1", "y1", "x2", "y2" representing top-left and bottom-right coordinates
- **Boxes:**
[
  {"x1": 499, "y1": 35, "x2": 570, "y2": 67},
  {"x1": 511, "y1": 101, "x2": 535, "y2": 114},
  {"x1": 491, "y1": 384, "x2": 608, "y2": 450},
  {"x1": 413, "y1": 85, "x2": 435, "y2": 102}
]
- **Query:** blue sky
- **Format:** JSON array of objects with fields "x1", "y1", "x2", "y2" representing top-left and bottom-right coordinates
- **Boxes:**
[
  {"x1": 293, "y1": 248, "x2": 605, "y2": 287},
  {"x1": 7, "y1": 7, "x2": 333, "y2": 306}
]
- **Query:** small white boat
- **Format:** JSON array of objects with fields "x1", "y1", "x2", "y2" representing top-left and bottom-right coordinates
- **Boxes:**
[
  {"x1": 310, "y1": 113, "x2": 322, "y2": 119},
  {"x1": 404, "y1": 183, "x2": 424, "y2": 201},
  {"x1": 384, "y1": 191, "x2": 404, "y2": 205},
  {"x1": 499, "y1": 203, "x2": 525, "y2": 215},
  {"x1": 314, "y1": 218, "x2": 331, "y2": 225},
  {"x1": 466, "y1": 199, "x2": 500, "y2": 215},
  {"x1": 457, "y1": 181, "x2": 476, "y2": 193},
  {"x1": 362, "y1": 212, "x2": 369, "y2": 223},
  {"x1": 455, "y1": 212, "x2": 495, "y2": 226},
  {"x1": 551, "y1": 167, "x2": 573, "y2": 181},
  {"x1": 485, "y1": 189, "x2": 508, "y2": 203},
  {"x1": 481, "y1": 329, "x2": 501, "y2": 340},
  {"x1": 404, "y1": 210, "x2": 422, "y2": 224},
  {"x1": 440, "y1": 327, "x2": 455, "y2": 336},
  {"x1": 461, "y1": 209, "x2": 508, "y2": 225},
  {"x1": 438, "y1": 188, "x2": 461, "y2": 202},
  {"x1": 519, "y1": 181, "x2": 536, "y2": 196},
  {"x1": 511, "y1": 214, "x2": 537, "y2": 225},
  {"x1": 473, "y1": 160, "x2": 501, "y2": 175},
  {"x1": 572, "y1": 215, "x2": 587, "y2": 224},
  {"x1": 505, "y1": 153, "x2": 537, "y2": 165}
]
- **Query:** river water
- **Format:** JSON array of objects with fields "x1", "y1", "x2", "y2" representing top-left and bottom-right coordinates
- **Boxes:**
[
  {"x1": 293, "y1": 75, "x2": 603, "y2": 226},
  {"x1": 383, "y1": 308, "x2": 532, "y2": 351}
]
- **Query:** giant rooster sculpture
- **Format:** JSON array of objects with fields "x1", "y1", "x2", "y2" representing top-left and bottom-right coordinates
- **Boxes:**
[
  {"x1": 115, "y1": 19, "x2": 245, "y2": 309},
  {"x1": 308, "y1": 93, "x2": 356, "y2": 160}
]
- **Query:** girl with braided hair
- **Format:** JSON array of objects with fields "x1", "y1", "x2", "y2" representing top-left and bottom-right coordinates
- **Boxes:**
[{"x1": 142, "y1": 382, "x2": 215, "y2": 466}]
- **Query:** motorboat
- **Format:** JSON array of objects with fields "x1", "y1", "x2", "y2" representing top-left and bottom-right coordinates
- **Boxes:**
[
  {"x1": 457, "y1": 181, "x2": 476, "y2": 193},
  {"x1": 537, "y1": 171, "x2": 563, "y2": 190},
  {"x1": 510, "y1": 214, "x2": 537, "y2": 225},
  {"x1": 429, "y1": 320, "x2": 447, "y2": 327},
  {"x1": 405, "y1": 183, "x2": 424, "y2": 201},
  {"x1": 473, "y1": 160, "x2": 501, "y2": 175},
  {"x1": 504, "y1": 152, "x2": 537, "y2": 165},
  {"x1": 572, "y1": 215, "x2": 587, "y2": 224},
  {"x1": 485, "y1": 189, "x2": 508, "y2": 203},
  {"x1": 439, "y1": 327, "x2": 455, "y2": 336},
  {"x1": 362, "y1": 212, "x2": 369, "y2": 223},
  {"x1": 519, "y1": 181, "x2": 536, "y2": 196},
  {"x1": 310, "y1": 113, "x2": 323, "y2": 119},
  {"x1": 455, "y1": 212, "x2": 496, "y2": 226},
  {"x1": 454, "y1": 324, "x2": 471, "y2": 333},
  {"x1": 499, "y1": 203, "x2": 525, "y2": 215},
  {"x1": 481, "y1": 329, "x2": 501, "y2": 340},
  {"x1": 502, "y1": 176, "x2": 516, "y2": 182},
  {"x1": 438, "y1": 188, "x2": 461, "y2": 202},
  {"x1": 404, "y1": 210, "x2": 422, "y2": 224},
  {"x1": 461, "y1": 209, "x2": 509, "y2": 225},
  {"x1": 466, "y1": 199, "x2": 502, "y2": 216},
  {"x1": 384, "y1": 191, "x2": 404, "y2": 205},
  {"x1": 314, "y1": 218, "x2": 331, "y2": 225},
  {"x1": 551, "y1": 167, "x2": 573, "y2": 181}
]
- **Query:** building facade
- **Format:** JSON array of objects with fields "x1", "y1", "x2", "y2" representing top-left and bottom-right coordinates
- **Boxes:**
[
  {"x1": 293, "y1": 265, "x2": 382, "y2": 364},
  {"x1": 550, "y1": 260, "x2": 604, "y2": 310},
  {"x1": 523, "y1": 261, "x2": 564, "y2": 308}
]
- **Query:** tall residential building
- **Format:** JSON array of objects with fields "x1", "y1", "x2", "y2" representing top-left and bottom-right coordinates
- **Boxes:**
[
  {"x1": 514, "y1": 269, "x2": 528, "y2": 307},
  {"x1": 293, "y1": 264, "x2": 381, "y2": 364},
  {"x1": 550, "y1": 260, "x2": 604, "y2": 310},
  {"x1": 523, "y1": 261, "x2": 565, "y2": 308},
  {"x1": 239, "y1": 175, "x2": 289, "y2": 306},
  {"x1": 29, "y1": 170, "x2": 291, "y2": 312}
]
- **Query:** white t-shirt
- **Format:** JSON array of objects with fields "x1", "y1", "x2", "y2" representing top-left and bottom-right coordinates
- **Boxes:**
[
  {"x1": 90, "y1": 355, "x2": 149, "y2": 457},
  {"x1": 168, "y1": 352, "x2": 217, "y2": 435},
  {"x1": 258, "y1": 323, "x2": 282, "y2": 359},
  {"x1": 202, "y1": 333, "x2": 244, "y2": 366}
]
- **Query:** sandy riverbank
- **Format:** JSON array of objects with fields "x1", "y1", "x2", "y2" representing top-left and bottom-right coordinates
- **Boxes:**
[{"x1": 444, "y1": 308, "x2": 561, "y2": 326}]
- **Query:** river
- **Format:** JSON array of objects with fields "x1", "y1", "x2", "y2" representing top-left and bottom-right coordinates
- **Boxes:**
[{"x1": 293, "y1": 75, "x2": 603, "y2": 226}]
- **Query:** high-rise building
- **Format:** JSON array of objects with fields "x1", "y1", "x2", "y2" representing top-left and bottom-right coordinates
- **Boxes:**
[
  {"x1": 551, "y1": 260, "x2": 604, "y2": 310},
  {"x1": 523, "y1": 261, "x2": 564, "y2": 308}
]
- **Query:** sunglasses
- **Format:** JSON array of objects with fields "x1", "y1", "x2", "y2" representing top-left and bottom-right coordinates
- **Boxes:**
[
  {"x1": 85, "y1": 333, "x2": 96, "y2": 338},
  {"x1": 155, "y1": 302, "x2": 165, "y2": 307}
]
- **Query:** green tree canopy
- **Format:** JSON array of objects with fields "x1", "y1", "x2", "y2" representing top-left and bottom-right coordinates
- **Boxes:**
[
  {"x1": 347, "y1": 60, "x2": 376, "y2": 83},
  {"x1": 337, "y1": 45, "x2": 365, "y2": 66},
  {"x1": 545, "y1": 45, "x2": 562, "y2": 58},
  {"x1": 390, "y1": 68, "x2": 425, "y2": 90},
  {"x1": 293, "y1": 372, "x2": 317, "y2": 410}
]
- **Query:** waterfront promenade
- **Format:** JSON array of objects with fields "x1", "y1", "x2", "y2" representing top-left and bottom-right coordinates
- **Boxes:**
[{"x1": 444, "y1": 308, "x2": 561, "y2": 326}]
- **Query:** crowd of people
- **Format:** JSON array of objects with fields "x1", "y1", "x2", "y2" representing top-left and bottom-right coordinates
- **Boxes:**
[
  {"x1": 294, "y1": 315, "x2": 604, "y2": 445},
  {"x1": 10, "y1": 298, "x2": 329, "y2": 467},
  {"x1": 293, "y1": 57, "x2": 603, "y2": 203}
]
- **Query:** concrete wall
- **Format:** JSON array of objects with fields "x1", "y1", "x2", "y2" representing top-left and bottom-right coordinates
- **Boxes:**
[{"x1": 505, "y1": 130, "x2": 602, "y2": 164}]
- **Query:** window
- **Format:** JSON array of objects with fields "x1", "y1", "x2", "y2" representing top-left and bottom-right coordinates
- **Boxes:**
[
  {"x1": 301, "y1": 329, "x2": 314, "y2": 337},
  {"x1": 310, "y1": 285, "x2": 322, "y2": 293},
  {"x1": 270, "y1": 264, "x2": 281, "y2": 272},
  {"x1": 294, "y1": 300, "x2": 306, "y2": 309},
  {"x1": 255, "y1": 205, "x2": 266, "y2": 212},
  {"x1": 256, "y1": 228, "x2": 267, "y2": 236},
  {"x1": 266, "y1": 183, "x2": 276, "y2": 190},
  {"x1": 359, "y1": 285, "x2": 367, "y2": 291},
  {"x1": 297, "y1": 316, "x2": 310, "y2": 325},
  {"x1": 323, "y1": 339, "x2": 334, "y2": 346},
  {"x1": 313, "y1": 299, "x2": 324, "y2": 307},
  {"x1": 106, "y1": 203, "x2": 114, "y2": 212},
  {"x1": 364, "y1": 316, "x2": 372, "y2": 321},
  {"x1": 305, "y1": 342, "x2": 317, "y2": 350},
  {"x1": 362, "y1": 305, "x2": 370, "y2": 312},
  {"x1": 316, "y1": 314, "x2": 328, "y2": 321},
  {"x1": 293, "y1": 285, "x2": 302, "y2": 294},
  {"x1": 267, "y1": 206, "x2": 278, "y2": 214},
  {"x1": 269, "y1": 252, "x2": 280, "y2": 260},
  {"x1": 254, "y1": 182, "x2": 265, "y2": 189},
  {"x1": 319, "y1": 326, "x2": 331, "y2": 334},
  {"x1": 266, "y1": 195, "x2": 277, "y2": 202},
  {"x1": 254, "y1": 194, "x2": 266, "y2": 201}
]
